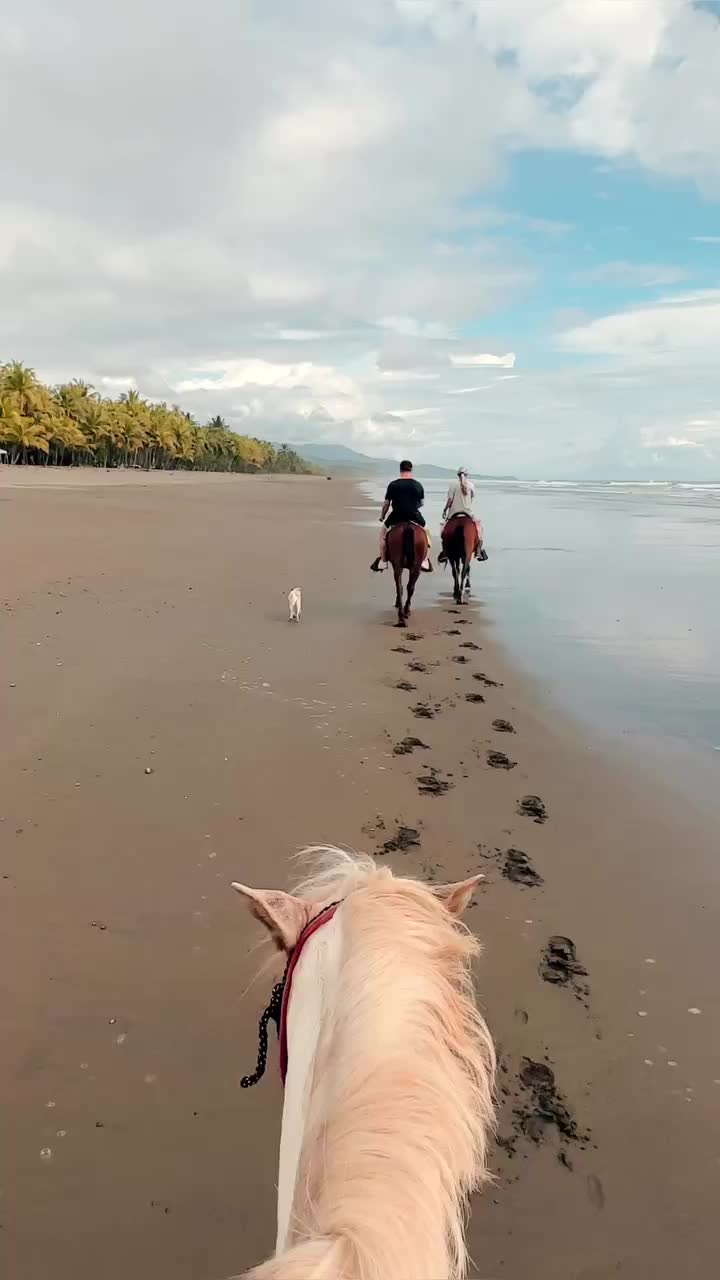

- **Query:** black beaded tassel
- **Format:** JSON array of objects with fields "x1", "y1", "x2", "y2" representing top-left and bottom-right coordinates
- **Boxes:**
[
  {"x1": 240, "y1": 962, "x2": 289, "y2": 1088},
  {"x1": 240, "y1": 903, "x2": 340, "y2": 1090}
]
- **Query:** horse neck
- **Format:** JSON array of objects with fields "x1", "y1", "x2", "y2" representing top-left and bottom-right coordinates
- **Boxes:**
[
  {"x1": 276, "y1": 913, "x2": 344, "y2": 1253},
  {"x1": 279, "y1": 888, "x2": 495, "y2": 1280}
]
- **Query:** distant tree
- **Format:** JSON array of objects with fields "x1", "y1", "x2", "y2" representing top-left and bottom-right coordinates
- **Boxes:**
[{"x1": 0, "y1": 360, "x2": 314, "y2": 476}]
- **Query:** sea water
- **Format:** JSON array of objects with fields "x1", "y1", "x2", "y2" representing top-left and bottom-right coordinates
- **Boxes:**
[{"x1": 361, "y1": 478, "x2": 720, "y2": 809}]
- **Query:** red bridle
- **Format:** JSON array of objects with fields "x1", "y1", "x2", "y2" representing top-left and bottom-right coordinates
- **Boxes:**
[
  {"x1": 240, "y1": 900, "x2": 342, "y2": 1092},
  {"x1": 279, "y1": 901, "x2": 340, "y2": 1085}
]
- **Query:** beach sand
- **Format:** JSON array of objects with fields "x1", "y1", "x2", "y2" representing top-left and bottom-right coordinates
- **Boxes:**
[{"x1": 2, "y1": 470, "x2": 718, "y2": 1280}]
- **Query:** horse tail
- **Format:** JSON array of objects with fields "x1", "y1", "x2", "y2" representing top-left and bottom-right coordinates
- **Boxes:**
[
  {"x1": 403, "y1": 523, "x2": 415, "y2": 569},
  {"x1": 450, "y1": 519, "x2": 466, "y2": 565},
  {"x1": 243, "y1": 1236, "x2": 350, "y2": 1279}
]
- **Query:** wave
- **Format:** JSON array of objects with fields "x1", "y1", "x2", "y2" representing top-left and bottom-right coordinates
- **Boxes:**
[{"x1": 675, "y1": 483, "x2": 720, "y2": 492}]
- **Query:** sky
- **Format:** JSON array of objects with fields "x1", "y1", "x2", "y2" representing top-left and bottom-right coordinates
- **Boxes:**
[{"x1": 2, "y1": 0, "x2": 720, "y2": 479}]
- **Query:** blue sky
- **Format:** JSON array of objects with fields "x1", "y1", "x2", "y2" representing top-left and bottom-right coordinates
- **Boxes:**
[
  {"x1": 3, "y1": 0, "x2": 720, "y2": 477},
  {"x1": 495, "y1": 150, "x2": 719, "y2": 339}
]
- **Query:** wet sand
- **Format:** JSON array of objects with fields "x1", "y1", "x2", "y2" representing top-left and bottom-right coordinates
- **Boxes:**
[{"x1": 2, "y1": 470, "x2": 719, "y2": 1280}]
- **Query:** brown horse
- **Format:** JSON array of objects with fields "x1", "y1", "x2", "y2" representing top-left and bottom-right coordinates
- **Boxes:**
[
  {"x1": 386, "y1": 522, "x2": 429, "y2": 627},
  {"x1": 442, "y1": 514, "x2": 479, "y2": 604}
]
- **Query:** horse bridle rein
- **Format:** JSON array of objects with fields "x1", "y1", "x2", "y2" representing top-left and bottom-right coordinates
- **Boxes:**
[{"x1": 241, "y1": 901, "x2": 341, "y2": 1089}]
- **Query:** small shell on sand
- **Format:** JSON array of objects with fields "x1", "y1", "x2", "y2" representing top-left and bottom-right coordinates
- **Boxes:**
[{"x1": 687, "y1": 1007, "x2": 702, "y2": 1015}]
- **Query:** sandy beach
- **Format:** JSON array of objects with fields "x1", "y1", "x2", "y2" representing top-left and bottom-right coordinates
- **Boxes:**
[{"x1": 2, "y1": 470, "x2": 719, "y2": 1280}]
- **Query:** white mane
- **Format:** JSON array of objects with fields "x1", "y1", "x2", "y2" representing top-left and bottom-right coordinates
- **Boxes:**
[{"x1": 239, "y1": 847, "x2": 496, "y2": 1280}]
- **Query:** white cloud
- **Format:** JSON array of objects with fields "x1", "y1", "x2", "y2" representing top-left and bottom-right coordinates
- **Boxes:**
[
  {"x1": 641, "y1": 431, "x2": 703, "y2": 449},
  {"x1": 176, "y1": 359, "x2": 358, "y2": 399},
  {"x1": 397, "y1": 0, "x2": 720, "y2": 188},
  {"x1": 559, "y1": 291, "x2": 720, "y2": 359},
  {"x1": 642, "y1": 413, "x2": 720, "y2": 451},
  {"x1": 377, "y1": 318, "x2": 452, "y2": 339},
  {"x1": 1, "y1": 1, "x2": 720, "y2": 478},
  {"x1": 450, "y1": 352, "x2": 516, "y2": 368},
  {"x1": 175, "y1": 357, "x2": 368, "y2": 424}
]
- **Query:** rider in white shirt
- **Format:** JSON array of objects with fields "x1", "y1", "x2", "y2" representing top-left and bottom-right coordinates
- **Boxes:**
[{"x1": 438, "y1": 468, "x2": 484, "y2": 562}]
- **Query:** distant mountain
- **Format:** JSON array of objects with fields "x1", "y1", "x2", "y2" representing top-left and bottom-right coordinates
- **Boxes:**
[{"x1": 296, "y1": 443, "x2": 516, "y2": 481}]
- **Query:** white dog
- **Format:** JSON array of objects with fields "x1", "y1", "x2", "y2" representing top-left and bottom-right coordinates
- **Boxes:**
[{"x1": 288, "y1": 587, "x2": 302, "y2": 622}]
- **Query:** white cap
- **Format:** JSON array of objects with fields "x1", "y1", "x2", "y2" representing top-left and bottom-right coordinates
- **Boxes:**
[{"x1": 457, "y1": 466, "x2": 469, "y2": 475}]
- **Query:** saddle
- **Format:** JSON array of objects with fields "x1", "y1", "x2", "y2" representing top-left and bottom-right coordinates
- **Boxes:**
[
  {"x1": 442, "y1": 513, "x2": 470, "y2": 535},
  {"x1": 442, "y1": 513, "x2": 478, "y2": 553}
]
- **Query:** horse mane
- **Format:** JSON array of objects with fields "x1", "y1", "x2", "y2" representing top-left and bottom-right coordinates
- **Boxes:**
[{"x1": 244, "y1": 847, "x2": 496, "y2": 1280}]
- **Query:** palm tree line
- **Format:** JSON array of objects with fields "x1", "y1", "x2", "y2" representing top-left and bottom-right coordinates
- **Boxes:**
[{"x1": 0, "y1": 361, "x2": 311, "y2": 474}]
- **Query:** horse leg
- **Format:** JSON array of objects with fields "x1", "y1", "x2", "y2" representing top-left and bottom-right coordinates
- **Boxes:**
[
  {"x1": 394, "y1": 566, "x2": 406, "y2": 626},
  {"x1": 404, "y1": 567, "x2": 420, "y2": 620},
  {"x1": 451, "y1": 560, "x2": 462, "y2": 604},
  {"x1": 464, "y1": 563, "x2": 471, "y2": 595}
]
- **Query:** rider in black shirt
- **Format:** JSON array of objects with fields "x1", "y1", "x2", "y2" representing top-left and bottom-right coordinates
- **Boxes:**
[
  {"x1": 370, "y1": 460, "x2": 431, "y2": 572},
  {"x1": 384, "y1": 474, "x2": 425, "y2": 524}
]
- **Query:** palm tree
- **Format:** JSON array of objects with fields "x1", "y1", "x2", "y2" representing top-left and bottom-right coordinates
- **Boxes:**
[
  {"x1": 119, "y1": 388, "x2": 143, "y2": 412},
  {"x1": 80, "y1": 401, "x2": 115, "y2": 466},
  {"x1": 0, "y1": 413, "x2": 50, "y2": 463},
  {"x1": 1, "y1": 361, "x2": 50, "y2": 418},
  {"x1": 0, "y1": 360, "x2": 313, "y2": 474},
  {"x1": 47, "y1": 417, "x2": 87, "y2": 466},
  {"x1": 0, "y1": 396, "x2": 23, "y2": 454},
  {"x1": 55, "y1": 381, "x2": 96, "y2": 424}
]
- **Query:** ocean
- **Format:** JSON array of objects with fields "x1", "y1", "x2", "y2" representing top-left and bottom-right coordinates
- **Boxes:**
[{"x1": 360, "y1": 478, "x2": 720, "y2": 809}]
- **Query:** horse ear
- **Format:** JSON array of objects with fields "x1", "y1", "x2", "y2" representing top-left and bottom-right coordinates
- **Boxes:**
[
  {"x1": 435, "y1": 874, "x2": 484, "y2": 918},
  {"x1": 231, "y1": 884, "x2": 311, "y2": 951}
]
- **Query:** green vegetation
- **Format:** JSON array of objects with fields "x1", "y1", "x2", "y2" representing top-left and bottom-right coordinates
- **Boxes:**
[{"x1": 0, "y1": 361, "x2": 311, "y2": 474}]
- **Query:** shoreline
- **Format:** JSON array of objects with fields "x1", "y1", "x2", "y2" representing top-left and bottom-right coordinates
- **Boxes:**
[
  {"x1": 0, "y1": 466, "x2": 329, "y2": 489},
  {"x1": 3, "y1": 471, "x2": 719, "y2": 1280}
]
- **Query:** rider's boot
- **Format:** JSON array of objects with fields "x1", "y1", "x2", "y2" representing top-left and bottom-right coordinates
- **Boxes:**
[{"x1": 370, "y1": 557, "x2": 384, "y2": 572}]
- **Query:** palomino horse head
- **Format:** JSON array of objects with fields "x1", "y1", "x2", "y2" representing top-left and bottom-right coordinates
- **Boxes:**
[{"x1": 231, "y1": 848, "x2": 496, "y2": 1280}]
